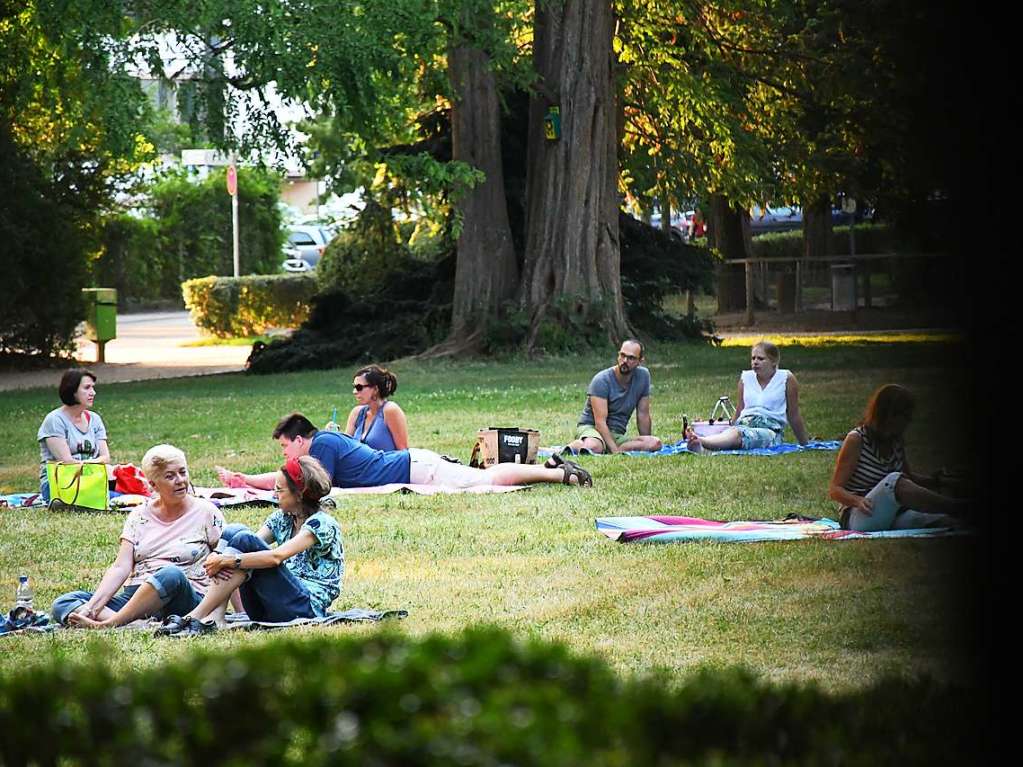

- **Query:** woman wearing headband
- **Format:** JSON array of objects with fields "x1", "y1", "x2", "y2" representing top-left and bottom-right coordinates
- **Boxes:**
[
  {"x1": 344, "y1": 364, "x2": 408, "y2": 451},
  {"x1": 156, "y1": 455, "x2": 344, "y2": 636}
]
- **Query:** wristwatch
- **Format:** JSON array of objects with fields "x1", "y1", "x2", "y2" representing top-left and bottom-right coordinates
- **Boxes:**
[{"x1": 233, "y1": 555, "x2": 243, "y2": 569}]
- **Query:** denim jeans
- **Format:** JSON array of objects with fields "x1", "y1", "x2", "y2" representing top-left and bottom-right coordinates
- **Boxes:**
[
  {"x1": 50, "y1": 565, "x2": 202, "y2": 625},
  {"x1": 846, "y1": 471, "x2": 956, "y2": 532},
  {"x1": 221, "y1": 525, "x2": 315, "y2": 622}
]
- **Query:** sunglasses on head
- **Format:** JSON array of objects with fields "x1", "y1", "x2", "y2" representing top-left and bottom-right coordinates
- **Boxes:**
[{"x1": 353, "y1": 383, "x2": 371, "y2": 392}]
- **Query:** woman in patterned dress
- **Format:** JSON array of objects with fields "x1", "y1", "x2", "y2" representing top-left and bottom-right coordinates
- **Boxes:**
[{"x1": 158, "y1": 454, "x2": 344, "y2": 635}]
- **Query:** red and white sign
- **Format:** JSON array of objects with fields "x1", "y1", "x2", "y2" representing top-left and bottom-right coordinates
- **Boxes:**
[{"x1": 226, "y1": 164, "x2": 238, "y2": 196}]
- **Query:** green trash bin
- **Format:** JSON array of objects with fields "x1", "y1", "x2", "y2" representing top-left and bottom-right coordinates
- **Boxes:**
[{"x1": 82, "y1": 288, "x2": 117, "y2": 362}]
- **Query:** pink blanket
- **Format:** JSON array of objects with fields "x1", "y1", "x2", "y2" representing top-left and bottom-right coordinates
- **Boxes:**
[{"x1": 329, "y1": 483, "x2": 529, "y2": 496}]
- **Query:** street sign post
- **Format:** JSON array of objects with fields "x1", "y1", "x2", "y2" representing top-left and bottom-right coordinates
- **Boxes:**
[{"x1": 227, "y1": 163, "x2": 240, "y2": 277}]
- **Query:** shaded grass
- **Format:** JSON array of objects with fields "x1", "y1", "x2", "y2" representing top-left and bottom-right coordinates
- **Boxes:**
[{"x1": 0, "y1": 341, "x2": 979, "y2": 690}]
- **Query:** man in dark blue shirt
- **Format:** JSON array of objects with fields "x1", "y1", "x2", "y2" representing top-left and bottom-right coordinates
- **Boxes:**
[{"x1": 217, "y1": 413, "x2": 594, "y2": 489}]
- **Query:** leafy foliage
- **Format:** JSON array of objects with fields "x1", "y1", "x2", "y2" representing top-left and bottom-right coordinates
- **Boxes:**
[
  {"x1": 0, "y1": 126, "x2": 87, "y2": 357},
  {"x1": 182, "y1": 273, "x2": 318, "y2": 338},
  {"x1": 90, "y1": 214, "x2": 164, "y2": 306},
  {"x1": 0, "y1": 627, "x2": 987, "y2": 765},
  {"x1": 1, "y1": 0, "x2": 155, "y2": 355},
  {"x1": 316, "y1": 198, "x2": 411, "y2": 296},
  {"x1": 751, "y1": 224, "x2": 895, "y2": 260},
  {"x1": 247, "y1": 254, "x2": 456, "y2": 373},
  {"x1": 619, "y1": 213, "x2": 718, "y2": 339},
  {"x1": 148, "y1": 167, "x2": 285, "y2": 283}
]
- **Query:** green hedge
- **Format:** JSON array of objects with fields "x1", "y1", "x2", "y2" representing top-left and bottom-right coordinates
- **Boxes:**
[
  {"x1": 751, "y1": 224, "x2": 896, "y2": 260},
  {"x1": 0, "y1": 627, "x2": 984, "y2": 765},
  {"x1": 182, "y1": 273, "x2": 318, "y2": 338},
  {"x1": 90, "y1": 167, "x2": 286, "y2": 306}
]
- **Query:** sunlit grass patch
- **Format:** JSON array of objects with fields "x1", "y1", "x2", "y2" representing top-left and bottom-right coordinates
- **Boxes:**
[
  {"x1": 180, "y1": 335, "x2": 271, "y2": 347},
  {"x1": 719, "y1": 331, "x2": 962, "y2": 347}
]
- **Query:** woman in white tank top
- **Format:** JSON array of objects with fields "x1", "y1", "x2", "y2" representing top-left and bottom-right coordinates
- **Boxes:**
[{"x1": 686, "y1": 341, "x2": 809, "y2": 452}]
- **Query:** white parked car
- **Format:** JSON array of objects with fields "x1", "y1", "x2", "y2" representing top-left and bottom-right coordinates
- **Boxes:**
[{"x1": 286, "y1": 225, "x2": 335, "y2": 267}]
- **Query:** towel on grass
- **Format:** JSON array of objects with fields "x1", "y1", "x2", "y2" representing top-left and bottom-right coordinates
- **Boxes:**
[
  {"x1": 541, "y1": 439, "x2": 842, "y2": 459},
  {"x1": 595, "y1": 514, "x2": 964, "y2": 543},
  {"x1": 0, "y1": 493, "x2": 45, "y2": 509},
  {"x1": 225, "y1": 607, "x2": 408, "y2": 631},
  {"x1": 328, "y1": 483, "x2": 529, "y2": 497},
  {"x1": 193, "y1": 486, "x2": 279, "y2": 507}
]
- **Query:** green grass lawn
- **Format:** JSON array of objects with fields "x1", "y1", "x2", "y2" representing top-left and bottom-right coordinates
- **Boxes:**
[{"x1": 0, "y1": 341, "x2": 979, "y2": 690}]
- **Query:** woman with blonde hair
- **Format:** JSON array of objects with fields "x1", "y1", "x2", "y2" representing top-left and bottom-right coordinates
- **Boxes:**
[
  {"x1": 686, "y1": 341, "x2": 809, "y2": 452},
  {"x1": 51, "y1": 444, "x2": 224, "y2": 628},
  {"x1": 829, "y1": 384, "x2": 967, "y2": 531},
  {"x1": 157, "y1": 454, "x2": 344, "y2": 636}
]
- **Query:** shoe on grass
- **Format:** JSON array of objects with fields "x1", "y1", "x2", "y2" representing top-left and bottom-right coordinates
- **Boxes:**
[{"x1": 169, "y1": 617, "x2": 218, "y2": 638}]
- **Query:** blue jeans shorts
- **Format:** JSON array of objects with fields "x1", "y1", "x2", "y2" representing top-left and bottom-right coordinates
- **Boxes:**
[
  {"x1": 50, "y1": 566, "x2": 203, "y2": 625},
  {"x1": 734, "y1": 415, "x2": 784, "y2": 449}
]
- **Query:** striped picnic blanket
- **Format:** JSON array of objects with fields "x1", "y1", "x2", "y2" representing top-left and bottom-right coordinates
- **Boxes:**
[{"x1": 595, "y1": 515, "x2": 963, "y2": 543}]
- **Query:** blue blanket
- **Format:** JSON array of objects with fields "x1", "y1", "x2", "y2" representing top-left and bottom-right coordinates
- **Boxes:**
[{"x1": 541, "y1": 439, "x2": 842, "y2": 458}]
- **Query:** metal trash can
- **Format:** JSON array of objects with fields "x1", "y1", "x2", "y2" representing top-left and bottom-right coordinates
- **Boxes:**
[
  {"x1": 830, "y1": 264, "x2": 857, "y2": 311},
  {"x1": 82, "y1": 288, "x2": 117, "y2": 362}
]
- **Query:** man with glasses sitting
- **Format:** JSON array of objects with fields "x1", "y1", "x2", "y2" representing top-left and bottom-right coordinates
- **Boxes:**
[{"x1": 563, "y1": 339, "x2": 663, "y2": 455}]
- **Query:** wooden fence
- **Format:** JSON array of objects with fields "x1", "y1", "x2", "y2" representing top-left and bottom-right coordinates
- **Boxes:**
[{"x1": 721, "y1": 252, "x2": 948, "y2": 325}]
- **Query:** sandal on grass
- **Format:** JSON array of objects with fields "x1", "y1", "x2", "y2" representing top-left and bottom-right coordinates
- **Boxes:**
[
  {"x1": 544, "y1": 453, "x2": 566, "y2": 469},
  {"x1": 561, "y1": 460, "x2": 593, "y2": 487},
  {"x1": 169, "y1": 617, "x2": 218, "y2": 638},
  {"x1": 153, "y1": 614, "x2": 190, "y2": 637}
]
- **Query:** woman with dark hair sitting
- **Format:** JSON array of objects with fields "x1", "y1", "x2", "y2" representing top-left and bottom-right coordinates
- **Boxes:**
[
  {"x1": 828, "y1": 384, "x2": 968, "y2": 531},
  {"x1": 344, "y1": 364, "x2": 408, "y2": 451},
  {"x1": 159, "y1": 454, "x2": 344, "y2": 635},
  {"x1": 37, "y1": 369, "x2": 112, "y2": 501}
]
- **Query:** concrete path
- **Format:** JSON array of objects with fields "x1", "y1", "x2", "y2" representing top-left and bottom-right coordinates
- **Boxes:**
[{"x1": 0, "y1": 312, "x2": 251, "y2": 392}]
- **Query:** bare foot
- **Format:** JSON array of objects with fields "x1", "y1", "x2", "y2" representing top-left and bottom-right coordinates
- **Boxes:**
[
  {"x1": 216, "y1": 466, "x2": 247, "y2": 488},
  {"x1": 67, "y1": 611, "x2": 109, "y2": 630},
  {"x1": 684, "y1": 427, "x2": 704, "y2": 453}
]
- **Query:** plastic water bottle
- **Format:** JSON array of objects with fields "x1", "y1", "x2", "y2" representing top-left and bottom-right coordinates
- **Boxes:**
[
  {"x1": 324, "y1": 406, "x2": 341, "y2": 432},
  {"x1": 15, "y1": 575, "x2": 33, "y2": 611}
]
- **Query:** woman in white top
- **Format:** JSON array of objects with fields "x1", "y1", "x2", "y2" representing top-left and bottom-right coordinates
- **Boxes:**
[
  {"x1": 686, "y1": 341, "x2": 809, "y2": 452},
  {"x1": 37, "y1": 369, "x2": 111, "y2": 501}
]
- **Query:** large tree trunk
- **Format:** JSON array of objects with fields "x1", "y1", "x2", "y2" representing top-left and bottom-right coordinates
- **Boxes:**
[
  {"x1": 710, "y1": 193, "x2": 754, "y2": 312},
  {"x1": 521, "y1": 0, "x2": 627, "y2": 348},
  {"x1": 435, "y1": 42, "x2": 518, "y2": 352}
]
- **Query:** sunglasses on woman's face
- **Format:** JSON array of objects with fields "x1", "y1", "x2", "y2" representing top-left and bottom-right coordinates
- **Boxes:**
[{"x1": 352, "y1": 383, "x2": 371, "y2": 392}]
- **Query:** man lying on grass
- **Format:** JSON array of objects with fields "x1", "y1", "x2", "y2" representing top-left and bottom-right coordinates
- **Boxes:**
[{"x1": 217, "y1": 412, "x2": 593, "y2": 490}]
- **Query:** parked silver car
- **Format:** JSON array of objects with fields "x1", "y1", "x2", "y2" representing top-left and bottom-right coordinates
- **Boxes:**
[{"x1": 286, "y1": 225, "x2": 335, "y2": 267}]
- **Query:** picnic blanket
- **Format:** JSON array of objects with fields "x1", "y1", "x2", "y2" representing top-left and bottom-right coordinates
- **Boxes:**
[
  {"x1": 595, "y1": 514, "x2": 964, "y2": 543},
  {"x1": 2, "y1": 607, "x2": 407, "y2": 638},
  {"x1": 193, "y1": 486, "x2": 279, "y2": 507},
  {"x1": 0, "y1": 493, "x2": 45, "y2": 509},
  {"x1": 541, "y1": 439, "x2": 842, "y2": 458},
  {"x1": 328, "y1": 483, "x2": 529, "y2": 497},
  {"x1": 225, "y1": 607, "x2": 408, "y2": 631}
]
